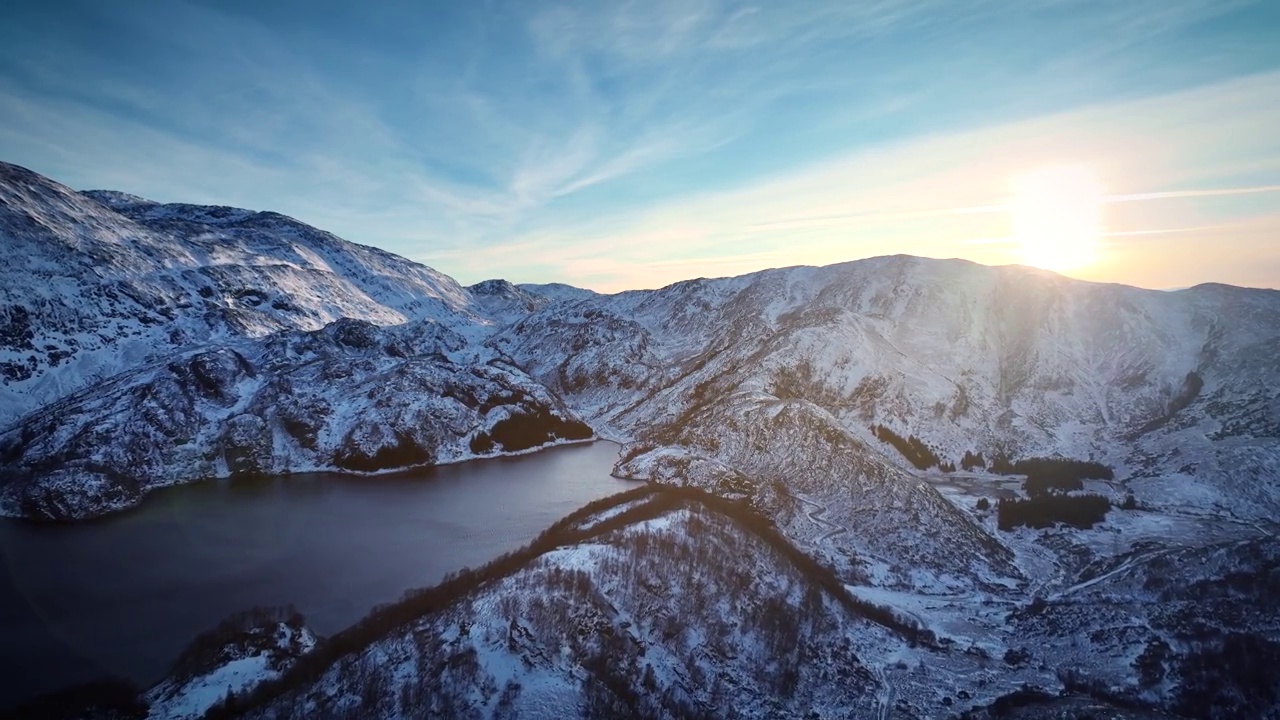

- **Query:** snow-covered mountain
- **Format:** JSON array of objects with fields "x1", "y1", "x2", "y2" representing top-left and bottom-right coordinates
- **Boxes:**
[
  {"x1": 8, "y1": 160, "x2": 1275, "y2": 525},
  {"x1": 494, "y1": 255, "x2": 1280, "y2": 520},
  {"x1": 3, "y1": 162, "x2": 1279, "y2": 718},
  {"x1": 0, "y1": 161, "x2": 489, "y2": 427},
  {"x1": 0, "y1": 317, "x2": 592, "y2": 520},
  {"x1": 229, "y1": 495, "x2": 907, "y2": 719}
]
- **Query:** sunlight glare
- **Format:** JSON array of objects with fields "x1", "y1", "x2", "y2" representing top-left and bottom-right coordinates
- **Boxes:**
[{"x1": 1009, "y1": 165, "x2": 1103, "y2": 271}]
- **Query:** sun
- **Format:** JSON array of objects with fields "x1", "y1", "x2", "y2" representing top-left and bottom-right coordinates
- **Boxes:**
[{"x1": 1009, "y1": 165, "x2": 1103, "y2": 272}]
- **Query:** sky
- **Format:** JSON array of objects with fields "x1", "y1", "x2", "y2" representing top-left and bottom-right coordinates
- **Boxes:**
[{"x1": 1, "y1": 0, "x2": 1278, "y2": 292}]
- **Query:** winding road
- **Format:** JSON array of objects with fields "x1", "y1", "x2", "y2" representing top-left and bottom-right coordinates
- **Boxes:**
[
  {"x1": 870, "y1": 663, "x2": 896, "y2": 720},
  {"x1": 795, "y1": 495, "x2": 848, "y2": 545},
  {"x1": 795, "y1": 495, "x2": 895, "y2": 717}
]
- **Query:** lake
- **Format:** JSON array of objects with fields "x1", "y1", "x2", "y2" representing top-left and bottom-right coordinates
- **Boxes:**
[{"x1": 0, "y1": 441, "x2": 628, "y2": 709}]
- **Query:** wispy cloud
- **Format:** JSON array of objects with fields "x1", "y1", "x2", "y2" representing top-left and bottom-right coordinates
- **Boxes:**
[
  {"x1": 0, "y1": 0, "x2": 1276, "y2": 290},
  {"x1": 1108, "y1": 185, "x2": 1280, "y2": 203},
  {"x1": 473, "y1": 71, "x2": 1280, "y2": 291}
]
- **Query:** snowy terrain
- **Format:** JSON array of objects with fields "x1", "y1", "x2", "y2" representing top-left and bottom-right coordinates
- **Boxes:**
[
  {"x1": 146, "y1": 615, "x2": 317, "y2": 720},
  {"x1": 187, "y1": 494, "x2": 1058, "y2": 720},
  {"x1": 0, "y1": 161, "x2": 487, "y2": 427},
  {"x1": 0, "y1": 315, "x2": 594, "y2": 520},
  {"x1": 494, "y1": 254, "x2": 1280, "y2": 521},
  {"x1": 127, "y1": 490, "x2": 1213, "y2": 719},
  {"x1": 3, "y1": 161, "x2": 1278, "y2": 718}
]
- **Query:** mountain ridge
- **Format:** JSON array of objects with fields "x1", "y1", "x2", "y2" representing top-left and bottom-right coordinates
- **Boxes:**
[
  {"x1": 0, "y1": 161, "x2": 490, "y2": 426},
  {"x1": 5, "y1": 162, "x2": 1279, "y2": 523},
  {"x1": 3, "y1": 161, "x2": 1278, "y2": 718}
]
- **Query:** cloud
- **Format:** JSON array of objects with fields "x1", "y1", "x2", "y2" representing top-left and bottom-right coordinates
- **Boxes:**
[
  {"x1": 0, "y1": 0, "x2": 1274, "y2": 293},
  {"x1": 1109, "y1": 185, "x2": 1280, "y2": 203},
  {"x1": 482, "y1": 71, "x2": 1280, "y2": 291}
]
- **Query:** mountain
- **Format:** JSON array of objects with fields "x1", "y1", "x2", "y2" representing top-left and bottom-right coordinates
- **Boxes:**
[
  {"x1": 223, "y1": 491, "x2": 911, "y2": 719},
  {"x1": 0, "y1": 162, "x2": 595, "y2": 520},
  {"x1": 0, "y1": 317, "x2": 591, "y2": 520},
  {"x1": 0, "y1": 161, "x2": 488, "y2": 427},
  {"x1": 3, "y1": 162, "x2": 1279, "y2": 718},
  {"x1": 494, "y1": 255, "x2": 1280, "y2": 521},
  {"x1": 240, "y1": 489, "x2": 1270, "y2": 719},
  {"x1": 9, "y1": 159, "x2": 1276, "y2": 525},
  {"x1": 516, "y1": 282, "x2": 600, "y2": 305}
]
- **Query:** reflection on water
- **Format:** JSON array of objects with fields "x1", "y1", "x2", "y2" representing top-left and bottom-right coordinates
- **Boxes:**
[{"x1": 0, "y1": 441, "x2": 627, "y2": 708}]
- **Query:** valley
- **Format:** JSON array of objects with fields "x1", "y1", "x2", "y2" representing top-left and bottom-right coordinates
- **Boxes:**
[{"x1": 1, "y1": 161, "x2": 1277, "y2": 719}]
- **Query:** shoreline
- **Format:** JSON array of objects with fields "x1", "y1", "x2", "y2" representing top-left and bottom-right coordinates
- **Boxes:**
[{"x1": 0, "y1": 436, "x2": 625, "y2": 525}]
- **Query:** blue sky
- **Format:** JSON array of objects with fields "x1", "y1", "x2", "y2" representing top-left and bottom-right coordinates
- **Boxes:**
[{"x1": 2, "y1": 0, "x2": 1279, "y2": 290}]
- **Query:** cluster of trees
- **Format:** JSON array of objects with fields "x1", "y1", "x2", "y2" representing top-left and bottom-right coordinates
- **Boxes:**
[
  {"x1": 1024, "y1": 474, "x2": 1083, "y2": 497},
  {"x1": 997, "y1": 493, "x2": 1111, "y2": 531},
  {"x1": 1133, "y1": 638, "x2": 1173, "y2": 688},
  {"x1": 573, "y1": 534, "x2": 739, "y2": 720},
  {"x1": 1175, "y1": 633, "x2": 1280, "y2": 719},
  {"x1": 957, "y1": 686, "x2": 1056, "y2": 718},
  {"x1": 470, "y1": 408, "x2": 593, "y2": 454},
  {"x1": 168, "y1": 605, "x2": 305, "y2": 682},
  {"x1": 332, "y1": 430, "x2": 432, "y2": 472},
  {"x1": 868, "y1": 437, "x2": 1114, "y2": 484},
  {"x1": 1129, "y1": 370, "x2": 1204, "y2": 438},
  {"x1": 960, "y1": 450, "x2": 986, "y2": 471},
  {"x1": 1057, "y1": 669, "x2": 1159, "y2": 715},
  {"x1": 869, "y1": 424, "x2": 941, "y2": 470},
  {"x1": 988, "y1": 455, "x2": 1118, "y2": 530},
  {"x1": 769, "y1": 359, "x2": 821, "y2": 401},
  {"x1": 990, "y1": 455, "x2": 1113, "y2": 481}
]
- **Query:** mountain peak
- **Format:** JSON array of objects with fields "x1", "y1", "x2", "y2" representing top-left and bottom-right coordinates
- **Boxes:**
[
  {"x1": 0, "y1": 162, "x2": 489, "y2": 426},
  {"x1": 80, "y1": 189, "x2": 160, "y2": 210}
]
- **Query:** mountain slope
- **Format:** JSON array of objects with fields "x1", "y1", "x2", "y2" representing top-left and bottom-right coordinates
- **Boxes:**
[
  {"x1": 0, "y1": 161, "x2": 489, "y2": 426},
  {"x1": 17, "y1": 488, "x2": 1275, "y2": 719},
  {"x1": 183, "y1": 489, "x2": 1062, "y2": 720},
  {"x1": 493, "y1": 255, "x2": 1280, "y2": 520},
  {"x1": 5, "y1": 163, "x2": 1280, "y2": 718},
  {"x1": 9, "y1": 160, "x2": 1277, "y2": 525},
  {"x1": 617, "y1": 391, "x2": 1022, "y2": 593},
  {"x1": 5, "y1": 162, "x2": 1279, "y2": 530},
  {"x1": 0, "y1": 317, "x2": 591, "y2": 520}
]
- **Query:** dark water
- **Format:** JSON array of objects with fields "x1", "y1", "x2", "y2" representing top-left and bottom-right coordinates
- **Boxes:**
[{"x1": 0, "y1": 441, "x2": 627, "y2": 708}]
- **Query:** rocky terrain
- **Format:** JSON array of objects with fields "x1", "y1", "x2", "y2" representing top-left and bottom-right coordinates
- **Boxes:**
[
  {"x1": 0, "y1": 163, "x2": 593, "y2": 520},
  {"x1": 2, "y1": 161, "x2": 1277, "y2": 718},
  {"x1": 0, "y1": 162, "x2": 495, "y2": 427}
]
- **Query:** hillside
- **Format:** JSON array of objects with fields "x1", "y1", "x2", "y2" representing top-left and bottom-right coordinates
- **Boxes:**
[
  {"x1": 494, "y1": 255, "x2": 1280, "y2": 520},
  {"x1": 0, "y1": 161, "x2": 487, "y2": 427},
  {"x1": 21, "y1": 488, "x2": 1263, "y2": 719},
  {"x1": 3, "y1": 162, "x2": 1279, "y2": 718}
]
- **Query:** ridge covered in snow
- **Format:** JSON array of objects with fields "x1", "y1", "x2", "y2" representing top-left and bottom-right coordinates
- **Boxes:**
[
  {"x1": 0, "y1": 161, "x2": 489, "y2": 426},
  {"x1": 22, "y1": 488, "x2": 1222, "y2": 719},
  {"x1": 494, "y1": 254, "x2": 1280, "y2": 520},
  {"x1": 3, "y1": 162, "x2": 1279, "y2": 718}
]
